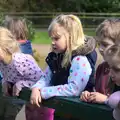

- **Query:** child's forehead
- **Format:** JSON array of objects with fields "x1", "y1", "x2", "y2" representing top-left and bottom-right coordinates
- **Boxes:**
[
  {"x1": 49, "y1": 24, "x2": 67, "y2": 36},
  {"x1": 108, "y1": 58, "x2": 120, "y2": 70},
  {"x1": 49, "y1": 28, "x2": 62, "y2": 37},
  {"x1": 110, "y1": 65, "x2": 120, "y2": 72},
  {"x1": 99, "y1": 37, "x2": 115, "y2": 44}
]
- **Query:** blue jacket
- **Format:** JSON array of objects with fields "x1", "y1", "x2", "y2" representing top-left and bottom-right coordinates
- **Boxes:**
[{"x1": 19, "y1": 40, "x2": 33, "y2": 55}]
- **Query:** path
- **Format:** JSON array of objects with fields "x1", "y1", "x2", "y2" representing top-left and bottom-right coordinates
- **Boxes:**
[{"x1": 32, "y1": 44, "x2": 50, "y2": 56}]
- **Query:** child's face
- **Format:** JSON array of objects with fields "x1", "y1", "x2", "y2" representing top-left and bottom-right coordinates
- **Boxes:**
[
  {"x1": 49, "y1": 24, "x2": 69, "y2": 53},
  {"x1": 109, "y1": 61, "x2": 120, "y2": 86},
  {"x1": 98, "y1": 38, "x2": 114, "y2": 57}
]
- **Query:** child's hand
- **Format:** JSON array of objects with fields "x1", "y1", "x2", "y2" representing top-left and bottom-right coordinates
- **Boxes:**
[
  {"x1": 87, "y1": 92, "x2": 108, "y2": 103},
  {"x1": 30, "y1": 87, "x2": 41, "y2": 107},
  {"x1": 2, "y1": 82, "x2": 11, "y2": 96},
  {"x1": 80, "y1": 91, "x2": 91, "y2": 102},
  {"x1": 12, "y1": 84, "x2": 20, "y2": 96}
]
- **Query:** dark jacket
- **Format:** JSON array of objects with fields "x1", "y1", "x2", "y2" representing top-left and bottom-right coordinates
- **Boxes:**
[{"x1": 46, "y1": 36, "x2": 97, "y2": 91}]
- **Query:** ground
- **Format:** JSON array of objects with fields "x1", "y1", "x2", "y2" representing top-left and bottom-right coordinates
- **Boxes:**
[{"x1": 32, "y1": 44, "x2": 50, "y2": 56}]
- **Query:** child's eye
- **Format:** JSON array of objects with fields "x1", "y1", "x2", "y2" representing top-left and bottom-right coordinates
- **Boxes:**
[
  {"x1": 54, "y1": 37, "x2": 59, "y2": 41},
  {"x1": 51, "y1": 37, "x2": 60, "y2": 41},
  {"x1": 97, "y1": 42, "x2": 108, "y2": 47},
  {"x1": 102, "y1": 43, "x2": 109, "y2": 47}
]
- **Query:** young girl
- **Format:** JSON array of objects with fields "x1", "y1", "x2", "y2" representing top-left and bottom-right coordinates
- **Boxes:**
[
  {"x1": 80, "y1": 19, "x2": 120, "y2": 103},
  {"x1": 104, "y1": 45, "x2": 120, "y2": 120},
  {"x1": 0, "y1": 27, "x2": 42, "y2": 96},
  {"x1": 30, "y1": 14, "x2": 97, "y2": 106},
  {"x1": 3, "y1": 16, "x2": 33, "y2": 55}
]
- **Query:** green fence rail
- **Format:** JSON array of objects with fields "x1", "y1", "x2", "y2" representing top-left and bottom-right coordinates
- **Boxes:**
[
  {"x1": 0, "y1": 83, "x2": 114, "y2": 120},
  {"x1": 2, "y1": 12, "x2": 120, "y2": 28}
]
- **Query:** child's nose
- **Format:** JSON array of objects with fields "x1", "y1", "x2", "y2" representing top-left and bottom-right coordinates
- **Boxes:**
[{"x1": 52, "y1": 40, "x2": 55, "y2": 45}]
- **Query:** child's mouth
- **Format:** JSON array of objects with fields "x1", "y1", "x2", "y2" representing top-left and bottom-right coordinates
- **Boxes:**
[{"x1": 53, "y1": 46, "x2": 57, "y2": 50}]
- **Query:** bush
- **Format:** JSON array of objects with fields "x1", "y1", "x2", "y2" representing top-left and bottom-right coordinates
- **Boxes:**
[
  {"x1": 33, "y1": 49, "x2": 46, "y2": 70},
  {"x1": 2, "y1": 15, "x2": 35, "y2": 41},
  {"x1": 0, "y1": 13, "x2": 5, "y2": 25},
  {"x1": 23, "y1": 17, "x2": 35, "y2": 41}
]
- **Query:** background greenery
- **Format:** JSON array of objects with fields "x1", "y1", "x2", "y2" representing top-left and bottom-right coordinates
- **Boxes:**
[
  {"x1": 33, "y1": 30, "x2": 95, "y2": 44},
  {"x1": 0, "y1": 0, "x2": 120, "y2": 12}
]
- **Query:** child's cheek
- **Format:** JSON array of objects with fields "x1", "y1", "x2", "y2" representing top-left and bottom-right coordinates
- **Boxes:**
[{"x1": 116, "y1": 81, "x2": 120, "y2": 86}]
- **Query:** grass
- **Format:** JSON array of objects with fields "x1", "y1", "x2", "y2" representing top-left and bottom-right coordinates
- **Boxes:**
[
  {"x1": 32, "y1": 29, "x2": 95, "y2": 44},
  {"x1": 84, "y1": 29, "x2": 95, "y2": 36},
  {"x1": 32, "y1": 31, "x2": 50, "y2": 44}
]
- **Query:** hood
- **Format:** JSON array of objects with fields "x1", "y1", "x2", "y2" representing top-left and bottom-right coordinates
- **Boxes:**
[{"x1": 72, "y1": 35, "x2": 97, "y2": 56}]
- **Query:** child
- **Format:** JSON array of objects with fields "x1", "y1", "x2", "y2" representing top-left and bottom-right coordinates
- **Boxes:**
[
  {"x1": 4, "y1": 17, "x2": 33, "y2": 55},
  {"x1": 80, "y1": 19, "x2": 120, "y2": 103},
  {"x1": 30, "y1": 14, "x2": 97, "y2": 106},
  {"x1": 104, "y1": 45, "x2": 120, "y2": 120},
  {"x1": 0, "y1": 27, "x2": 42, "y2": 96}
]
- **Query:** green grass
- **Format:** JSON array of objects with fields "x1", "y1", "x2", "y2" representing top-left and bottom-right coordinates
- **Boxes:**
[
  {"x1": 32, "y1": 29, "x2": 95, "y2": 44},
  {"x1": 84, "y1": 29, "x2": 95, "y2": 36},
  {"x1": 32, "y1": 31, "x2": 51, "y2": 44}
]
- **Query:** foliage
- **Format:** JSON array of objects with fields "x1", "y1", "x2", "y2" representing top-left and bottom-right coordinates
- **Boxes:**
[
  {"x1": 24, "y1": 17, "x2": 36, "y2": 41},
  {"x1": 33, "y1": 49, "x2": 46, "y2": 69},
  {"x1": 0, "y1": 0, "x2": 119, "y2": 12}
]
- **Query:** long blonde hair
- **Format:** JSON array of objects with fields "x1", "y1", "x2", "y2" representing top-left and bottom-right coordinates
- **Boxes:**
[
  {"x1": 0, "y1": 27, "x2": 19, "y2": 55},
  {"x1": 48, "y1": 14, "x2": 85, "y2": 67}
]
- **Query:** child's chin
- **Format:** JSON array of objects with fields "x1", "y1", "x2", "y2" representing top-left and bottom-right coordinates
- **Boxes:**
[{"x1": 53, "y1": 49, "x2": 59, "y2": 53}]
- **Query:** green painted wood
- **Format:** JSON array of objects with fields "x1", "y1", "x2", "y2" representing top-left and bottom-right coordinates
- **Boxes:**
[
  {"x1": 0, "y1": 85, "x2": 114, "y2": 120},
  {"x1": 0, "y1": 96, "x2": 25, "y2": 120},
  {"x1": 19, "y1": 88, "x2": 114, "y2": 120}
]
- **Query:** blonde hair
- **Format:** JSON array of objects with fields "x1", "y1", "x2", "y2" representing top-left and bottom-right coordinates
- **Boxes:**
[
  {"x1": 48, "y1": 14, "x2": 85, "y2": 67},
  {"x1": 0, "y1": 27, "x2": 19, "y2": 55}
]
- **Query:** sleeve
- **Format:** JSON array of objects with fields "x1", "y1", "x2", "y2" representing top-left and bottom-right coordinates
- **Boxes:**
[
  {"x1": 1, "y1": 78, "x2": 5, "y2": 85},
  {"x1": 31, "y1": 66, "x2": 52, "y2": 89},
  {"x1": 15, "y1": 54, "x2": 43, "y2": 81},
  {"x1": 40, "y1": 56, "x2": 92, "y2": 99},
  {"x1": 107, "y1": 91, "x2": 120, "y2": 109},
  {"x1": 15, "y1": 80, "x2": 35, "y2": 91}
]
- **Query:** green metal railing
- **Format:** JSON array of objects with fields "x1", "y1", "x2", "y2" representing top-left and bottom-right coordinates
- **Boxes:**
[{"x1": 1, "y1": 12, "x2": 120, "y2": 28}]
